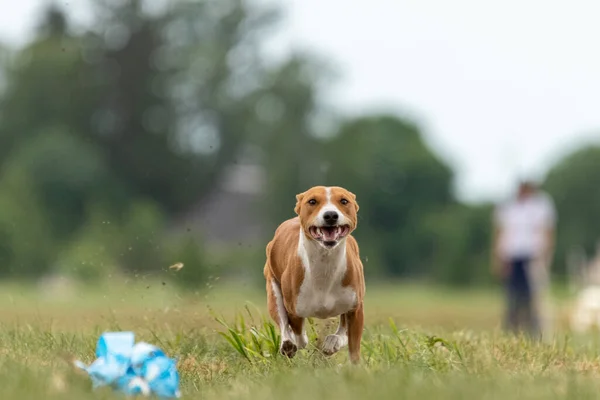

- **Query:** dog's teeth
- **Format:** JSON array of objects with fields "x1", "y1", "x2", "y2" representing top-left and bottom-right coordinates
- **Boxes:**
[{"x1": 317, "y1": 228, "x2": 322, "y2": 237}]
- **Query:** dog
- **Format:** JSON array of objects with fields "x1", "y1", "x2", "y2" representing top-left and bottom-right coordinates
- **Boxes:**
[
  {"x1": 263, "y1": 186, "x2": 365, "y2": 363},
  {"x1": 569, "y1": 243, "x2": 600, "y2": 332},
  {"x1": 571, "y1": 286, "x2": 600, "y2": 332}
]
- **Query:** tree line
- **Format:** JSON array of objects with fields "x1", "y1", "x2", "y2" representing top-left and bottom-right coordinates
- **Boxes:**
[{"x1": 0, "y1": 1, "x2": 597, "y2": 288}]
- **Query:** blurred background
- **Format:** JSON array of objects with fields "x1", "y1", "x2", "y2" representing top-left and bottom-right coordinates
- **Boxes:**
[{"x1": 0, "y1": 0, "x2": 599, "y2": 308}]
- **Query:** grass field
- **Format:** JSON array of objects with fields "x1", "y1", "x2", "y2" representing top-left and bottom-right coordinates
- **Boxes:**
[{"x1": 1, "y1": 277, "x2": 599, "y2": 399}]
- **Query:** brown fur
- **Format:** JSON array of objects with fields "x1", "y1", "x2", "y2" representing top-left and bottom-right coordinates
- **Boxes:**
[{"x1": 264, "y1": 186, "x2": 365, "y2": 363}]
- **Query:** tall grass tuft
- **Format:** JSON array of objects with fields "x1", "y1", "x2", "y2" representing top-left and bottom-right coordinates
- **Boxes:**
[{"x1": 211, "y1": 305, "x2": 281, "y2": 363}]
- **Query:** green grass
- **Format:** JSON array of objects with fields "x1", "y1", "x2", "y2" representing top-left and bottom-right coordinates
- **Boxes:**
[{"x1": 0, "y1": 279, "x2": 597, "y2": 399}]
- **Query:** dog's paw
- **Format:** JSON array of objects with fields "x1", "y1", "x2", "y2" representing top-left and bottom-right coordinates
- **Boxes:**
[
  {"x1": 296, "y1": 333, "x2": 309, "y2": 349},
  {"x1": 321, "y1": 334, "x2": 348, "y2": 356},
  {"x1": 280, "y1": 340, "x2": 298, "y2": 358}
]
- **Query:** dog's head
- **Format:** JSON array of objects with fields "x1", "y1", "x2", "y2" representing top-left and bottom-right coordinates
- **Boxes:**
[{"x1": 294, "y1": 186, "x2": 359, "y2": 249}]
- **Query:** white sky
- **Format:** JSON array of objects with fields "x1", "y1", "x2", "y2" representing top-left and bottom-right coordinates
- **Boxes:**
[{"x1": 1, "y1": 0, "x2": 599, "y2": 203}]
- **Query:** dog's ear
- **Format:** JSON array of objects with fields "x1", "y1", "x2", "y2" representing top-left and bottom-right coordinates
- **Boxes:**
[
  {"x1": 347, "y1": 190, "x2": 359, "y2": 212},
  {"x1": 294, "y1": 192, "x2": 305, "y2": 215}
]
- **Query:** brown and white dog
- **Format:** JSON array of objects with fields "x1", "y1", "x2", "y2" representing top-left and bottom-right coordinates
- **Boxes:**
[{"x1": 263, "y1": 186, "x2": 365, "y2": 363}]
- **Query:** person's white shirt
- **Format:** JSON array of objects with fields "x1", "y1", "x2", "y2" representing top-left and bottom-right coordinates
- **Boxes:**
[{"x1": 494, "y1": 191, "x2": 556, "y2": 260}]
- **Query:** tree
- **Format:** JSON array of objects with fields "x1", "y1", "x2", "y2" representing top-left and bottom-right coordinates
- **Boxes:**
[
  {"x1": 0, "y1": 1, "x2": 331, "y2": 281},
  {"x1": 0, "y1": 154, "x2": 55, "y2": 278},
  {"x1": 256, "y1": 55, "x2": 332, "y2": 230},
  {"x1": 0, "y1": 5, "x2": 111, "y2": 244},
  {"x1": 323, "y1": 115, "x2": 455, "y2": 278},
  {"x1": 543, "y1": 145, "x2": 600, "y2": 278},
  {"x1": 0, "y1": 5, "x2": 94, "y2": 168},
  {"x1": 423, "y1": 202, "x2": 494, "y2": 285}
]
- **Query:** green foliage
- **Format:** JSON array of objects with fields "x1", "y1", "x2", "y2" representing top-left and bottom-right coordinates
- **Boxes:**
[
  {"x1": 118, "y1": 200, "x2": 166, "y2": 274},
  {"x1": 0, "y1": 169, "x2": 54, "y2": 278},
  {"x1": 254, "y1": 113, "x2": 497, "y2": 285},
  {"x1": 56, "y1": 200, "x2": 167, "y2": 281},
  {"x1": 544, "y1": 145, "x2": 600, "y2": 277},
  {"x1": 425, "y1": 203, "x2": 494, "y2": 286},
  {"x1": 214, "y1": 309, "x2": 466, "y2": 369},
  {"x1": 166, "y1": 236, "x2": 209, "y2": 290},
  {"x1": 8, "y1": 128, "x2": 109, "y2": 238},
  {"x1": 0, "y1": 0, "x2": 292, "y2": 283},
  {"x1": 0, "y1": 283, "x2": 599, "y2": 400},
  {"x1": 257, "y1": 56, "x2": 332, "y2": 230},
  {"x1": 324, "y1": 115, "x2": 455, "y2": 278},
  {"x1": 0, "y1": 8, "x2": 94, "y2": 167},
  {"x1": 0, "y1": 0, "x2": 594, "y2": 288},
  {"x1": 57, "y1": 230, "x2": 118, "y2": 282},
  {"x1": 213, "y1": 307, "x2": 283, "y2": 363}
]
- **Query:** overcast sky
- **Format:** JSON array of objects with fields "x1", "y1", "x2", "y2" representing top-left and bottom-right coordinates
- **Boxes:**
[{"x1": 1, "y1": 0, "x2": 599, "y2": 203}]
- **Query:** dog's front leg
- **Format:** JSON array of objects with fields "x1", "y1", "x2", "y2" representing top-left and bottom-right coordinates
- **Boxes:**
[
  {"x1": 322, "y1": 314, "x2": 348, "y2": 356},
  {"x1": 288, "y1": 316, "x2": 308, "y2": 350}
]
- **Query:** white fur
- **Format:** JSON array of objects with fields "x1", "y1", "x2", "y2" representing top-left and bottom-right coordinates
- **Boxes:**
[
  {"x1": 568, "y1": 245, "x2": 600, "y2": 333},
  {"x1": 314, "y1": 187, "x2": 349, "y2": 227},
  {"x1": 322, "y1": 318, "x2": 348, "y2": 355},
  {"x1": 295, "y1": 227, "x2": 357, "y2": 320},
  {"x1": 272, "y1": 280, "x2": 309, "y2": 349},
  {"x1": 295, "y1": 321, "x2": 309, "y2": 349},
  {"x1": 571, "y1": 286, "x2": 600, "y2": 332},
  {"x1": 271, "y1": 280, "x2": 295, "y2": 344}
]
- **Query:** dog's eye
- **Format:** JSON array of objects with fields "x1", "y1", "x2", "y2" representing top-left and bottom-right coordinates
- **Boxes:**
[
  {"x1": 308, "y1": 199, "x2": 317, "y2": 205},
  {"x1": 340, "y1": 198, "x2": 349, "y2": 205}
]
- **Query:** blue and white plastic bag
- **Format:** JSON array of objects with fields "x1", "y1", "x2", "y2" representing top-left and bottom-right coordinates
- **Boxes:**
[{"x1": 74, "y1": 331, "x2": 181, "y2": 398}]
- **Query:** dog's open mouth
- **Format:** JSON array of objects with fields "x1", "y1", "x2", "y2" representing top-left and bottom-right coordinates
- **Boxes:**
[{"x1": 308, "y1": 225, "x2": 350, "y2": 246}]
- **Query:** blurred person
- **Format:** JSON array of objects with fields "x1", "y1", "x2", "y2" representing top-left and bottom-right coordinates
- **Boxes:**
[{"x1": 491, "y1": 180, "x2": 556, "y2": 337}]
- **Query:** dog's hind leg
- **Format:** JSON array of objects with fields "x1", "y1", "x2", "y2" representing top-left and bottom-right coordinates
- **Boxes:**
[
  {"x1": 266, "y1": 277, "x2": 297, "y2": 358},
  {"x1": 346, "y1": 304, "x2": 364, "y2": 363}
]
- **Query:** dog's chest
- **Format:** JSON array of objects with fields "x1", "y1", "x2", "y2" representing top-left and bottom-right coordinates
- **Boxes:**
[{"x1": 294, "y1": 256, "x2": 357, "y2": 319}]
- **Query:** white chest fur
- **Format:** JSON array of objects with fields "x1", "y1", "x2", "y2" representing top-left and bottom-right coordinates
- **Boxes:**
[{"x1": 295, "y1": 231, "x2": 357, "y2": 319}]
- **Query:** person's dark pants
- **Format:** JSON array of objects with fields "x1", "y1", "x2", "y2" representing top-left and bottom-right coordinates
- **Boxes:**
[{"x1": 504, "y1": 257, "x2": 540, "y2": 337}]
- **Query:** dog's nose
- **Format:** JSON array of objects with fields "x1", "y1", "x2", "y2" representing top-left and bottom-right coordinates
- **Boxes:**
[{"x1": 323, "y1": 211, "x2": 339, "y2": 225}]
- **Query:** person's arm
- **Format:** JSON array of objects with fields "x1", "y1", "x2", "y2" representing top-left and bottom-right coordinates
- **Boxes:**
[
  {"x1": 542, "y1": 226, "x2": 556, "y2": 267},
  {"x1": 540, "y1": 195, "x2": 557, "y2": 267},
  {"x1": 491, "y1": 210, "x2": 507, "y2": 279},
  {"x1": 490, "y1": 224, "x2": 499, "y2": 274}
]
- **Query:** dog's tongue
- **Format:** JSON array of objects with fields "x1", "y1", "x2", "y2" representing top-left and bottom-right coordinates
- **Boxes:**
[{"x1": 322, "y1": 227, "x2": 337, "y2": 241}]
